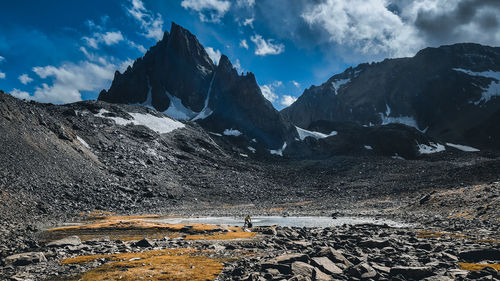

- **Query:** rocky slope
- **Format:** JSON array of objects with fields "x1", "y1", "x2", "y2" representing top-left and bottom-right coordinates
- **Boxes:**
[
  {"x1": 99, "y1": 22, "x2": 294, "y2": 149},
  {"x1": 281, "y1": 43, "x2": 500, "y2": 150}
]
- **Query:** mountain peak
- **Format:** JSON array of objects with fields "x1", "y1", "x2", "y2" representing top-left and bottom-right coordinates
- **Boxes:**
[{"x1": 99, "y1": 23, "x2": 294, "y2": 149}]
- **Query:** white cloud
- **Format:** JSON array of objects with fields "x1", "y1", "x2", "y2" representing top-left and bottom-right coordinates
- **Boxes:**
[
  {"x1": 260, "y1": 84, "x2": 278, "y2": 102},
  {"x1": 234, "y1": 59, "x2": 245, "y2": 73},
  {"x1": 18, "y1": 48, "x2": 126, "y2": 104},
  {"x1": 272, "y1": 81, "x2": 283, "y2": 87},
  {"x1": 250, "y1": 35, "x2": 285, "y2": 56},
  {"x1": 0, "y1": 56, "x2": 5, "y2": 63},
  {"x1": 239, "y1": 39, "x2": 249, "y2": 49},
  {"x1": 205, "y1": 47, "x2": 221, "y2": 64},
  {"x1": 10, "y1": 89, "x2": 31, "y2": 100},
  {"x1": 101, "y1": 31, "x2": 124, "y2": 45},
  {"x1": 301, "y1": 0, "x2": 423, "y2": 57},
  {"x1": 128, "y1": 40, "x2": 147, "y2": 53},
  {"x1": 18, "y1": 74, "x2": 33, "y2": 85},
  {"x1": 83, "y1": 31, "x2": 124, "y2": 49},
  {"x1": 243, "y1": 17, "x2": 254, "y2": 28},
  {"x1": 291, "y1": 80, "x2": 300, "y2": 88},
  {"x1": 127, "y1": 0, "x2": 164, "y2": 40},
  {"x1": 181, "y1": 0, "x2": 231, "y2": 23},
  {"x1": 26, "y1": 59, "x2": 116, "y2": 104},
  {"x1": 237, "y1": 0, "x2": 255, "y2": 7},
  {"x1": 280, "y1": 95, "x2": 297, "y2": 106},
  {"x1": 0, "y1": 72, "x2": 5, "y2": 79}
]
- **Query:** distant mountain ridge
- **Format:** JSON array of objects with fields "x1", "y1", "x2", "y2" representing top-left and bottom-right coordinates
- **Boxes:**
[
  {"x1": 281, "y1": 43, "x2": 500, "y2": 149},
  {"x1": 99, "y1": 22, "x2": 500, "y2": 153}
]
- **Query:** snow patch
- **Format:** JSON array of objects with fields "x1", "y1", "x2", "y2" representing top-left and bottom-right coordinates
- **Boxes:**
[
  {"x1": 391, "y1": 154, "x2": 405, "y2": 160},
  {"x1": 223, "y1": 129, "x2": 242, "y2": 136},
  {"x1": 379, "y1": 104, "x2": 423, "y2": 131},
  {"x1": 247, "y1": 146, "x2": 256, "y2": 153},
  {"x1": 164, "y1": 91, "x2": 197, "y2": 120},
  {"x1": 296, "y1": 126, "x2": 337, "y2": 141},
  {"x1": 239, "y1": 153, "x2": 249, "y2": 158},
  {"x1": 418, "y1": 142, "x2": 446, "y2": 154},
  {"x1": 453, "y1": 68, "x2": 500, "y2": 105},
  {"x1": 446, "y1": 143, "x2": 480, "y2": 152},
  {"x1": 364, "y1": 145, "x2": 373, "y2": 150},
  {"x1": 380, "y1": 114, "x2": 421, "y2": 130},
  {"x1": 330, "y1": 78, "x2": 350, "y2": 95},
  {"x1": 76, "y1": 136, "x2": 90, "y2": 149},
  {"x1": 270, "y1": 142, "x2": 287, "y2": 156},
  {"x1": 209, "y1": 132, "x2": 222, "y2": 137},
  {"x1": 192, "y1": 71, "x2": 216, "y2": 121},
  {"x1": 95, "y1": 109, "x2": 185, "y2": 134}
]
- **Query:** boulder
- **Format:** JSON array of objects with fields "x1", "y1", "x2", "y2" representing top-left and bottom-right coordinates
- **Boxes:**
[
  {"x1": 292, "y1": 261, "x2": 315, "y2": 279},
  {"x1": 261, "y1": 263, "x2": 292, "y2": 275},
  {"x1": 316, "y1": 247, "x2": 353, "y2": 269},
  {"x1": 4, "y1": 252, "x2": 47, "y2": 266},
  {"x1": 47, "y1": 235, "x2": 81, "y2": 247},
  {"x1": 390, "y1": 266, "x2": 433, "y2": 279},
  {"x1": 311, "y1": 257, "x2": 343, "y2": 275},
  {"x1": 270, "y1": 253, "x2": 309, "y2": 264},
  {"x1": 359, "y1": 239, "x2": 391, "y2": 249},
  {"x1": 458, "y1": 249, "x2": 500, "y2": 262},
  {"x1": 313, "y1": 268, "x2": 334, "y2": 281},
  {"x1": 345, "y1": 262, "x2": 377, "y2": 279},
  {"x1": 132, "y1": 238, "x2": 153, "y2": 248}
]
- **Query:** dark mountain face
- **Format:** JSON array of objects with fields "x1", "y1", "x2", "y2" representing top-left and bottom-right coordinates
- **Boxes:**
[
  {"x1": 281, "y1": 43, "x2": 500, "y2": 149},
  {"x1": 99, "y1": 22, "x2": 293, "y2": 149}
]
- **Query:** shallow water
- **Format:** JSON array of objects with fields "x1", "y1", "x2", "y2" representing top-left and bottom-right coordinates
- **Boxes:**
[{"x1": 152, "y1": 216, "x2": 411, "y2": 228}]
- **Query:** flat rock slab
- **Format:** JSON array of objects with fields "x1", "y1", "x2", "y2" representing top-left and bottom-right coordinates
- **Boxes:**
[
  {"x1": 47, "y1": 235, "x2": 81, "y2": 247},
  {"x1": 390, "y1": 266, "x2": 434, "y2": 279},
  {"x1": 4, "y1": 252, "x2": 47, "y2": 266},
  {"x1": 292, "y1": 261, "x2": 315, "y2": 279},
  {"x1": 270, "y1": 253, "x2": 309, "y2": 264},
  {"x1": 458, "y1": 249, "x2": 500, "y2": 262},
  {"x1": 311, "y1": 257, "x2": 343, "y2": 275}
]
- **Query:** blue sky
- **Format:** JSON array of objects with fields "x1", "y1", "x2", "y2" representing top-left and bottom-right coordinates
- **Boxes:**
[{"x1": 1, "y1": 0, "x2": 499, "y2": 109}]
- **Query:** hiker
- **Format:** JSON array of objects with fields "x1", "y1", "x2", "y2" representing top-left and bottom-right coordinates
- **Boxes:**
[{"x1": 244, "y1": 215, "x2": 252, "y2": 228}]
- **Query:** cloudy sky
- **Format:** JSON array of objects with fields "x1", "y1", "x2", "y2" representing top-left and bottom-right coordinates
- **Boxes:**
[{"x1": 1, "y1": 0, "x2": 499, "y2": 109}]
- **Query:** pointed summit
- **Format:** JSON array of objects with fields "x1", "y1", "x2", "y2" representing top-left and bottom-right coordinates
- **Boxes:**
[{"x1": 99, "y1": 23, "x2": 295, "y2": 149}]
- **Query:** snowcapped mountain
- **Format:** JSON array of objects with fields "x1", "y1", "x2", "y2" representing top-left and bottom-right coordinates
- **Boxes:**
[
  {"x1": 281, "y1": 43, "x2": 500, "y2": 150},
  {"x1": 99, "y1": 22, "x2": 294, "y2": 149}
]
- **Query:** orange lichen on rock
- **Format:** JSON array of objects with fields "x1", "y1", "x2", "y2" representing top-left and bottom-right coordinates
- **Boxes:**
[
  {"x1": 61, "y1": 249, "x2": 224, "y2": 281},
  {"x1": 459, "y1": 263, "x2": 500, "y2": 271}
]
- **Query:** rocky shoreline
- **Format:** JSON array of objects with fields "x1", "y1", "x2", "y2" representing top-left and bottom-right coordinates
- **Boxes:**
[{"x1": 1, "y1": 203, "x2": 499, "y2": 281}]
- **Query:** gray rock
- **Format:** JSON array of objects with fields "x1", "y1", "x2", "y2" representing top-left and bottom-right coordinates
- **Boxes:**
[
  {"x1": 316, "y1": 247, "x2": 353, "y2": 269},
  {"x1": 292, "y1": 261, "x2": 315, "y2": 279},
  {"x1": 345, "y1": 262, "x2": 377, "y2": 279},
  {"x1": 4, "y1": 252, "x2": 47, "y2": 266},
  {"x1": 132, "y1": 238, "x2": 153, "y2": 248},
  {"x1": 359, "y1": 239, "x2": 391, "y2": 249},
  {"x1": 270, "y1": 253, "x2": 309, "y2": 264},
  {"x1": 311, "y1": 257, "x2": 342, "y2": 275},
  {"x1": 390, "y1": 266, "x2": 433, "y2": 279},
  {"x1": 261, "y1": 263, "x2": 292, "y2": 275},
  {"x1": 458, "y1": 249, "x2": 500, "y2": 262},
  {"x1": 313, "y1": 268, "x2": 333, "y2": 281},
  {"x1": 47, "y1": 235, "x2": 81, "y2": 247}
]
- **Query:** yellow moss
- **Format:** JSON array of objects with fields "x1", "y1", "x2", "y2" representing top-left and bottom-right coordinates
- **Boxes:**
[
  {"x1": 61, "y1": 249, "x2": 223, "y2": 281},
  {"x1": 459, "y1": 263, "x2": 500, "y2": 271},
  {"x1": 185, "y1": 231, "x2": 257, "y2": 240}
]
